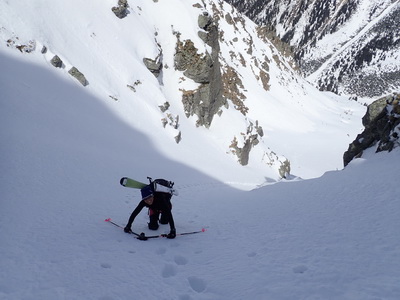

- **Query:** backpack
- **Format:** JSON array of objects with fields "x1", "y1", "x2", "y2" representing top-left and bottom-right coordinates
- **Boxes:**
[{"x1": 140, "y1": 178, "x2": 176, "y2": 201}]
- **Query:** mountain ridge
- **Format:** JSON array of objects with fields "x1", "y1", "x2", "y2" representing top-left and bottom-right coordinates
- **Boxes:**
[{"x1": 225, "y1": 0, "x2": 400, "y2": 98}]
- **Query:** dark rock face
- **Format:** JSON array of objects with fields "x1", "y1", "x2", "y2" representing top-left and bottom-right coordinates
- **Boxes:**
[
  {"x1": 68, "y1": 67, "x2": 89, "y2": 86},
  {"x1": 175, "y1": 39, "x2": 213, "y2": 83},
  {"x1": 143, "y1": 57, "x2": 162, "y2": 77},
  {"x1": 112, "y1": 0, "x2": 129, "y2": 19},
  {"x1": 229, "y1": 121, "x2": 265, "y2": 166},
  {"x1": 225, "y1": 0, "x2": 400, "y2": 98},
  {"x1": 343, "y1": 93, "x2": 400, "y2": 166},
  {"x1": 230, "y1": 135, "x2": 257, "y2": 166},
  {"x1": 50, "y1": 55, "x2": 63, "y2": 68},
  {"x1": 198, "y1": 12, "x2": 213, "y2": 31},
  {"x1": 174, "y1": 12, "x2": 225, "y2": 128}
]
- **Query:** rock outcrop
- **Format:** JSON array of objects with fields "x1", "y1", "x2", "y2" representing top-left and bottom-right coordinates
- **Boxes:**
[
  {"x1": 6, "y1": 37, "x2": 36, "y2": 53},
  {"x1": 174, "y1": 12, "x2": 225, "y2": 128},
  {"x1": 143, "y1": 56, "x2": 162, "y2": 78},
  {"x1": 112, "y1": 0, "x2": 129, "y2": 19},
  {"x1": 344, "y1": 93, "x2": 400, "y2": 166},
  {"x1": 50, "y1": 55, "x2": 63, "y2": 68},
  {"x1": 68, "y1": 67, "x2": 89, "y2": 86},
  {"x1": 229, "y1": 120, "x2": 263, "y2": 165}
]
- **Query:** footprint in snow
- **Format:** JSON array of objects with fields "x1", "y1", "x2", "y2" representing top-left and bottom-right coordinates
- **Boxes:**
[
  {"x1": 101, "y1": 263, "x2": 111, "y2": 269},
  {"x1": 188, "y1": 276, "x2": 206, "y2": 293},
  {"x1": 161, "y1": 264, "x2": 178, "y2": 278},
  {"x1": 174, "y1": 255, "x2": 188, "y2": 265},
  {"x1": 247, "y1": 251, "x2": 257, "y2": 257},
  {"x1": 293, "y1": 265, "x2": 308, "y2": 274}
]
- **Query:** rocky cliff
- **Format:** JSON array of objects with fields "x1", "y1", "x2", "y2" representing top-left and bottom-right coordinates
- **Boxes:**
[
  {"x1": 174, "y1": 11, "x2": 225, "y2": 128},
  {"x1": 344, "y1": 92, "x2": 400, "y2": 165}
]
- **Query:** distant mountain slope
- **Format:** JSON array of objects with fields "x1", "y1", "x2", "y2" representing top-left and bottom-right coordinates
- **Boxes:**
[{"x1": 226, "y1": 0, "x2": 400, "y2": 98}]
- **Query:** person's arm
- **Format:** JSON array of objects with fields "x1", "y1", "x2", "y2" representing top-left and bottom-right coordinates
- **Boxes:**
[{"x1": 124, "y1": 200, "x2": 146, "y2": 232}]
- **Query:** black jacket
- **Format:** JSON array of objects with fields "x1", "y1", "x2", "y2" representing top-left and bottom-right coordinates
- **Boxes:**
[{"x1": 126, "y1": 192, "x2": 175, "y2": 230}]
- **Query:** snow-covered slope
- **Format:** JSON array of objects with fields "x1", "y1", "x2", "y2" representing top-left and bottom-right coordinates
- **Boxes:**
[
  {"x1": 1, "y1": 53, "x2": 399, "y2": 297},
  {"x1": 0, "y1": 0, "x2": 366, "y2": 184}
]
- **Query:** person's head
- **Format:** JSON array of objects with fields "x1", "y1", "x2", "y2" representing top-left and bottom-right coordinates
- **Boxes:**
[{"x1": 144, "y1": 196, "x2": 154, "y2": 206}]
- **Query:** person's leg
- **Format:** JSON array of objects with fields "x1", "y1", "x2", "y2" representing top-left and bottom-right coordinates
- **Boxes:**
[
  {"x1": 160, "y1": 201, "x2": 172, "y2": 225},
  {"x1": 148, "y1": 209, "x2": 160, "y2": 230},
  {"x1": 159, "y1": 212, "x2": 168, "y2": 224}
]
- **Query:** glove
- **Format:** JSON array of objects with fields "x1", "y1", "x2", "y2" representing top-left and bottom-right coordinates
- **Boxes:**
[
  {"x1": 124, "y1": 226, "x2": 132, "y2": 233},
  {"x1": 167, "y1": 228, "x2": 176, "y2": 239},
  {"x1": 137, "y1": 232, "x2": 148, "y2": 241}
]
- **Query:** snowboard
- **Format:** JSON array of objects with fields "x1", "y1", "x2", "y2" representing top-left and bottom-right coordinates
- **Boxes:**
[{"x1": 120, "y1": 177, "x2": 147, "y2": 189}]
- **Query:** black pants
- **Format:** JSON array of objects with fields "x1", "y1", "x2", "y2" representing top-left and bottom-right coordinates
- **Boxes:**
[{"x1": 148, "y1": 209, "x2": 169, "y2": 230}]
